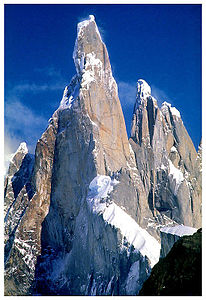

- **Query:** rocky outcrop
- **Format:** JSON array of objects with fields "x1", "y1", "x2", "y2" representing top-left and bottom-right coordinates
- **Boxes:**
[
  {"x1": 139, "y1": 228, "x2": 202, "y2": 296},
  {"x1": 4, "y1": 15, "x2": 201, "y2": 296}
]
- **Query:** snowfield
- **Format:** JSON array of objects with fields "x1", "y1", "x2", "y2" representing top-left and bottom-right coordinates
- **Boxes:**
[{"x1": 87, "y1": 175, "x2": 160, "y2": 267}]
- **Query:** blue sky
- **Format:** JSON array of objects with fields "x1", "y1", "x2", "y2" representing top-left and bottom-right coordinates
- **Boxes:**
[{"x1": 5, "y1": 4, "x2": 202, "y2": 160}]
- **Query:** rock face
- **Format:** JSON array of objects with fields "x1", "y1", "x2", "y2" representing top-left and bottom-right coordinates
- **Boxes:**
[
  {"x1": 4, "y1": 114, "x2": 58, "y2": 295},
  {"x1": 4, "y1": 16, "x2": 201, "y2": 296},
  {"x1": 139, "y1": 229, "x2": 202, "y2": 296},
  {"x1": 130, "y1": 80, "x2": 201, "y2": 231}
]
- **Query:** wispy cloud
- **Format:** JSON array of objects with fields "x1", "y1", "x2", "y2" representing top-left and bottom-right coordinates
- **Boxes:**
[
  {"x1": 4, "y1": 95, "x2": 49, "y2": 173},
  {"x1": 4, "y1": 65, "x2": 68, "y2": 166},
  {"x1": 118, "y1": 81, "x2": 136, "y2": 108},
  {"x1": 4, "y1": 92, "x2": 49, "y2": 175},
  {"x1": 151, "y1": 85, "x2": 172, "y2": 106},
  {"x1": 8, "y1": 66, "x2": 69, "y2": 95},
  {"x1": 4, "y1": 132, "x2": 21, "y2": 175},
  {"x1": 5, "y1": 96, "x2": 48, "y2": 151},
  {"x1": 11, "y1": 82, "x2": 64, "y2": 94}
]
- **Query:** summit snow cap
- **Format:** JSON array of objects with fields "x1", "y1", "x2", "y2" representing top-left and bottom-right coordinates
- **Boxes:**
[
  {"x1": 137, "y1": 79, "x2": 151, "y2": 97},
  {"x1": 161, "y1": 101, "x2": 181, "y2": 119},
  {"x1": 77, "y1": 15, "x2": 95, "y2": 36},
  {"x1": 16, "y1": 142, "x2": 28, "y2": 155}
]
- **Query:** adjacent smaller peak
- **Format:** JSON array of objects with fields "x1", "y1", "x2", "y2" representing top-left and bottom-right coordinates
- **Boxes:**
[
  {"x1": 16, "y1": 142, "x2": 28, "y2": 154},
  {"x1": 137, "y1": 79, "x2": 151, "y2": 97},
  {"x1": 6, "y1": 142, "x2": 29, "y2": 177},
  {"x1": 161, "y1": 101, "x2": 181, "y2": 119}
]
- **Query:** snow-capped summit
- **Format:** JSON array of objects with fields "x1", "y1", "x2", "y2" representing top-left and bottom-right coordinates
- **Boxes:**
[
  {"x1": 73, "y1": 14, "x2": 103, "y2": 75},
  {"x1": 77, "y1": 15, "x2": 96, "y2": 36},
  {"x1": 134, "y1": 79, "x2": 157, "y2": 110},
  {"x1": 137, "y1": 79, "x2": 151, "y2": 97},
  {"x1": 16, "y1": 142, "x2": 28, "y2": 155}
]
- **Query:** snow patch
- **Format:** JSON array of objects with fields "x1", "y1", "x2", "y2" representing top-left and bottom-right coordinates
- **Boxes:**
[
  {"x1": 10, "y1": 142, "x2": 28, "y2": 164},
  {"x1": 87, "y1": 175, "x2": 119, "y2": 214},
  {"x1": 171, "y1": 146, "x2": 178, "y2": 153},
  {"x1": 161, "y1": 102, "x2": 181, "y2": 119},
  {"x1": 160, "y1": 163, "x2": 167, "y2": 171},
  {"x1": 77, "y1": 15, "x2": 96, "y2": 37},
  {"x1": 168, "y1": 159, "x2": 184, "y2": 194},
  {"x1": 106, "y1": 276, "x2": 114, "y2": 294},
  {"x1": 160, "y1": 224, "x2": 197, "y2": 237},
  {"x1": 17, "y1": 142, "x2": 28, "y2": 154},
  {"x1": 59, "y1": 77, "x2": 80, "y2": 109},
  {"x1": 15, "y1": 237, "x2": 37, "y2": 270},
  {"x1": 81, "y1": 53, "x2": 103, "y2": 88},
  {"x1": 170, "y1": 106, "x2": 181, "y2": 118}
]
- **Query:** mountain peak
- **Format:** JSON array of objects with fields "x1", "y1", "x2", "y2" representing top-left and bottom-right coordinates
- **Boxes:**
[
  {"x1": 76, "y1": 15, "x2": 97, "y2": 37},
  {"x1": 73, "y1": 14, "x2": 103, "y2": 75},
  {"x1": 16, "y1": 142, "x2": 28, "y2": 154},
  {"x1": 137, "y1": 79, "x2": 151, "y2": 97}
]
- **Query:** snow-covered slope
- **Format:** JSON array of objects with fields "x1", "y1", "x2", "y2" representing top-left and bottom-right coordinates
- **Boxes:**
[
  {"x1": 160, "y1": 225, "x2": 197, "y2": 237},
  {"x1": 87, "y1": 175, "x2": 160, "y2": 267}
]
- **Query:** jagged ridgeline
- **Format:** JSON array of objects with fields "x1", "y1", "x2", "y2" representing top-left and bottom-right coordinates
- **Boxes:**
[{"x1": 4, "y1": 15, "x2": 202, "y2": 296}]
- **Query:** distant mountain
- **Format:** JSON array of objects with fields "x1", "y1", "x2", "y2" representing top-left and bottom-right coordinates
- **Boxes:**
[{"x1": 4, "y1": 15, "x2": 201, "y2": 296}]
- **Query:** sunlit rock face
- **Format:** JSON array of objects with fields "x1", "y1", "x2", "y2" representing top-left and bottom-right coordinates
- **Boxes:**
[
  {"x1": 4, "y1": 15, "x2": 201, "y2": 296},
  {"x1": 130, "y1": 79, "x2": 201, "y2": 232}
]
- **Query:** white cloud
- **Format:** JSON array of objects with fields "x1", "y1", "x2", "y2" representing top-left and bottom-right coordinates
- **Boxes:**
[
  {"x1": 5, "y1": 98, "x2": 47, "y2": 133},
  {"x1": 11, "y1": 82, "x2": 64, "y2": 94},
  {"x1": 118, "y1": 81, "x2": 136, "y2": 108},
  {"x1": 151, "y1": 85, "x2": 172, "y2": 106},
  {"x1": 4, "y1": 96, "x2": 48, "y2": 175},
  {"x1": 4, "y1": 133, "x2": 19, "y2": 175},
  {"x1": 4, "y1": 65, "x2": 68, "y2": 174},
  {"x1": 7, "y1": 65, "x2": 69, "y2": 95}
]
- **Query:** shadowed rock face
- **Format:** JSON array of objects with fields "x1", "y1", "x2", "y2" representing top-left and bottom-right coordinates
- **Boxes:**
[
  {"x1": 139, "y1": 229, "x2": 202, "y2": 296},
  {"x1": 4, "y1": 15, "x2": 201, "y2": 296}
]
